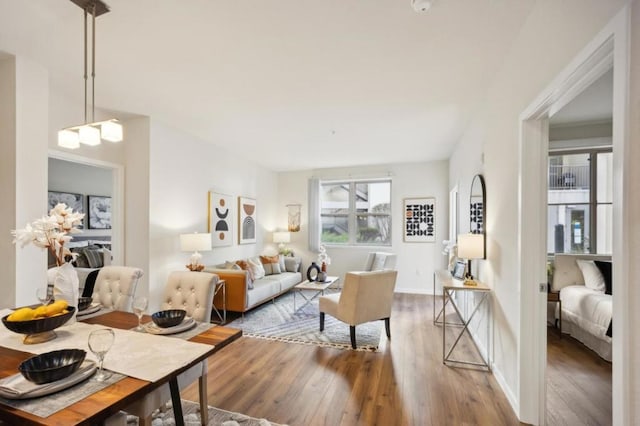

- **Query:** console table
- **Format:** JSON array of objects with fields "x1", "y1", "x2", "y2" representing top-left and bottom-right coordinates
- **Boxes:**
[{"x1": 434, "y1": 270, "x2": 492, "y2": 371}]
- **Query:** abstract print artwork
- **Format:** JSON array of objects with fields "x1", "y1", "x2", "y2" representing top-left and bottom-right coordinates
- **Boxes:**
[
  {"x1": 470, "y1": 197, "x2": 484, "y2": 234},
  {"x1": 403, "y1": 197, "x2": 436, "y2": 242},
  {"x1": 238, "y1": 196, "x2": 257, "y2": 244},
  {"x1": 208, "y1": 191, "x2": 233, "y2": 247},
  {"x1": 87, "y1": 195, "x2": 112, "y2": 229}
]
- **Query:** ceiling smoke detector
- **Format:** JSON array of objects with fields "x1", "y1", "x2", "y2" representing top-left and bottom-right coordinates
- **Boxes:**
[{"x1": 412, "y1": 0, "x2": 434, "y2": 13}]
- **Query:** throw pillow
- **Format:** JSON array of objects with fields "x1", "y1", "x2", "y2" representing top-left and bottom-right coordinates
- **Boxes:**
[
  {"x1": 235, "y1": 260, "x2": 255, "y2": 289},
  {"x1": 284, "y1": 256, "x2": 301, "y2": 273},
  {"x1": 260, "y1": 255, "x2": 281, "y2": 275},
  {"x1": 247, "y1": 258, "x2": 266, "y2": 280},
  {"x1": 372, "y1": 255, "x2": 386, "y2": 271},
  {"x1": 83, "y1": 248, "x2": 104, "y2": 269},
  {"x1": 278, "y1": 254, "x2": 286, "y2": 272},
  {"x1": 576, "y1": 259, "x2": 605, "y2": 292},
  {"x1": 224, "y1": 261, "x2": 237, "y2": 269},
  {"x1": 73, "y1": 251, "x2": 90, "y2": 268},
  {"x1": 594, "y1": 260, "x2": 612, "y2": 295}
]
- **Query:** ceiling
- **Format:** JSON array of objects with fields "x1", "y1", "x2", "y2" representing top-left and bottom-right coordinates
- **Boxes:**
[
  {"x1": 1, "y1": 0, "x2": 545, "y2": 171},
  {"x1": 550, "y1": 68, "x2": 613, "y2": 125}
]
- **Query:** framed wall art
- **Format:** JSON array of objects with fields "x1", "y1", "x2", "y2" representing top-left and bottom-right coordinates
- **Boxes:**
[
  {"x1": 403, "y1": 197, "x2": 436, "y2": 242},
  {"x1": 87, "y1": 195, "x2": 112, "y2": 229},
  {"x1": 208, "y1": 191, "x2": 233, "y2": 247},
  {"x1": 48, "y1": 191, "x2": 84, "y2": 227},
  {"x1": 238, "y1": 196, "x2": 257, "y2": 244}
]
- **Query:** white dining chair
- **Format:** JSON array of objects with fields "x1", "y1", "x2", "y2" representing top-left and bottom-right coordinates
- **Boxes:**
[
  {"x1": 91, "y1": 266, "x2": 144, "y2": 312},
  {"x1": 123, "y1": 271, "x2": 217, "y2": 426}
]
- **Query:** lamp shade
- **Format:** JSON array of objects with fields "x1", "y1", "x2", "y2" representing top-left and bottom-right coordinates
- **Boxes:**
[
  {"x1": 273, "y1": 232, "x2": 291, "y2": 244},
  {"x1": 180, "y1": 233, "x2": 212, "y2": 252},
  {"x1": 457, "y1": 233, "x2": 484, "y2": 260}
]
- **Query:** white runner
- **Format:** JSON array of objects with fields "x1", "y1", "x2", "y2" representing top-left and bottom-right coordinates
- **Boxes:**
[{"x1": 0, "y1": 309, "x2": 213, "y2": 383}]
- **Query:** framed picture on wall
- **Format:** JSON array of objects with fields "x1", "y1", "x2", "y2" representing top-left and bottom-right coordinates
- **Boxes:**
[
  {"x1": 208, "y1": 191, "x2": 233, "y2": 247},
  {"x1": 238, "y1": 196, "x2": 256, "y2": 244},
  {"x1": 88, "y1": 195, "x2": 112, "y2": 229},
  {"x1": 403, "y1": 197, "x2": 436, "y2": 242},
  {"x1": 48, "y1": 191, "x2": 84, "y2": 227}
]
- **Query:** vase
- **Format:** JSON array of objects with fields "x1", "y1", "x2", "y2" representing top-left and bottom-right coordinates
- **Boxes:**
[
  {"x1": 47, "y1": 262, "x2": 79, "y2": 324},
  {"x1": 306, "y1": 262, "x2": 320, "y2": 282}
]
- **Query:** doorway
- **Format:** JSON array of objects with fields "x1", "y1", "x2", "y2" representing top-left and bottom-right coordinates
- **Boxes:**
[
  {"x1": 48, "y1": 149, "x2": 125, "y2": 265},
  {"x1": 517, "y1": 7, "x2": 630, "y2": 425}
]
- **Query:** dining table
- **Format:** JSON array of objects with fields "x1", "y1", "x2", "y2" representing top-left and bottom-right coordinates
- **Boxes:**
[{"x1": 0, "y1": 310, "x2": 242, "y2": 426}]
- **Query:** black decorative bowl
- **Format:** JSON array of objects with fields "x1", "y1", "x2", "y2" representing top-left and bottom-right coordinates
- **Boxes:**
[
  {"x1": 2, "y1": 307, "x2": 76, "y2": 344},
  {"x1": 77, "y1": 297, "x2": 93, "y2": 311},
  {"x1": 19, "y1": 349, "x2": 86, "y2": 385},
  {"x1": 151, "y1": 309, "x2": 186, "y2": 328}
]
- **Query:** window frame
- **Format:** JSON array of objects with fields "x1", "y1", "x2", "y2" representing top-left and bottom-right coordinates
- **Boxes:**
[
  {"x1": 547, "y1": 147, "x2": 612, "y2": 254},
  {"x1": 319, "y1": 178, "x2": 392, "y2": 247}
]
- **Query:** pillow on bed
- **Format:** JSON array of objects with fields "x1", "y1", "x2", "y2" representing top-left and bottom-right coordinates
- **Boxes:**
[
  {"x1": 576, "y1": 259, "x2": 605, "y2": 292},
  {"x1": 594, "y1": 260, "x2": 612, "y2": 295}
]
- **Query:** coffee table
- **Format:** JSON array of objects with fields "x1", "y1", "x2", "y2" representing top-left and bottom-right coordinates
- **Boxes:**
[{"x1": 293, "y1": 276, "x2": 340, "y2": 311}]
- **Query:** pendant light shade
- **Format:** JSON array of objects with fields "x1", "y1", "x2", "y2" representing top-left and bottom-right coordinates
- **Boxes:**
[
  {"x1": 79, "y1": 125, "x2": 101, "y2": 146},
  {"x1": 101, "y1": 120, "x2": 123, "y2": 142},
  {"x1": 57, "y1": 129, "x2": 80, "y2": 149}
]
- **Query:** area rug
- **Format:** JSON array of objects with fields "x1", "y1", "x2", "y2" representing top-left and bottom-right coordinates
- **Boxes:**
[
  {"x1": 127, "y1": 399, "x2": 286, "y2": 426},
  {"x1": 227, "y1": 291, "x2": 382, "y2": 351}
]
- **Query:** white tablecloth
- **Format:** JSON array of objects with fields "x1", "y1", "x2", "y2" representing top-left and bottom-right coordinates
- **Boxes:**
[{"x1": 0, "y1": 308, "x2": 212, "y2": 383}]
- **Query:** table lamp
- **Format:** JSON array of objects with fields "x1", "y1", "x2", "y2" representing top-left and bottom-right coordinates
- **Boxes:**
[
  {"x1": 273, "y1": 231, "x2": 291, "y2": 254},
  {"x1": 457, "y1": 233, "x2": 485, "y2": 286},
  {"x1": 180, "y1": 233, "x2": 211, "y2": 272}
]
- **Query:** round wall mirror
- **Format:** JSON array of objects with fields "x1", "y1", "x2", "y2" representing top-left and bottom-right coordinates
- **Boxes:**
[{"x1": 469, "y1": 174, "x2": 486, "y2": 256}]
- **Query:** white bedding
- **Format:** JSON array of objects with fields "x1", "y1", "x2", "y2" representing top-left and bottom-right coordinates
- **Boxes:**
[{"x1": 559, "y1": 285, "x2": 612, "y2": 360}]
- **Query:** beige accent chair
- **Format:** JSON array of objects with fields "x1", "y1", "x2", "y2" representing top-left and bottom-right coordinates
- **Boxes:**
[
  {"x1": 91, "y1": 266, "x2": 144, "y2": 312},
  {"x1": 124, "y1": 271, "x2": 217, "y2": 426},
  {"x1": 319, "y1": 270, "x2": 398, "y2": 349},
  {"x1": 363, "y1": 252, "x2": 397, "y2": 271}
]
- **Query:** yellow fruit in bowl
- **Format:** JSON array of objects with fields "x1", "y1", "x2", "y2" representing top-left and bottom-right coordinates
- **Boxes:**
[
  {"x1": 7, "y1": 307, "x2": 35, "y2": 322},
  {"x1": 45, "y1": 300, "x2": 68, "y2": 317},
  {"x1": 33, "y1": 305, "x2": 48, "y2": 318}
]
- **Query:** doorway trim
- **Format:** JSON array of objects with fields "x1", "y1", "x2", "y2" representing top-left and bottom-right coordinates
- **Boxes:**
[
  {"x1": 517, "y1": 5, "x2": 629, "y2": 425},
  {"x1": 48, "y1": 149, "x2": 125, "y2": 265}
]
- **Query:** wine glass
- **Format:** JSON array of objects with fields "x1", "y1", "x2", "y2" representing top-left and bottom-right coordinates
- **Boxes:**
[
  {"x1": 132, "y1": 296, "x2": 148, "y2": 331},
  {"x1": 88, "y1": 328, "x2": 115, "y2": 382},
  {"x1": 36, "y1": 286, "x2": 52, "y2": 306}
]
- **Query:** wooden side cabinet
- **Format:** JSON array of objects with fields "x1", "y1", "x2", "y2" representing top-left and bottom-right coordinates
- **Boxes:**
[{"x1": 547, "y1": 291, "x2": 561, "y2": 336}]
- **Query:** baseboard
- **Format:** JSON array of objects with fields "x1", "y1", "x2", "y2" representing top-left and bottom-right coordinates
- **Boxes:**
[{"x1": 492, "y1": 364, "x2": 519, "y2": 419}]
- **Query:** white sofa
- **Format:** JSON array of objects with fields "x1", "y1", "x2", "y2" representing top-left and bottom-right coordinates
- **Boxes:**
[{"x1": 550, "y1": 253, "x2": 612, "y2": 361}]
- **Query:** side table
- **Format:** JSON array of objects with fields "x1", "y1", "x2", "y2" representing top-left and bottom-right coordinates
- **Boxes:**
[
  {"x1": 442, "y1": 279, "x2": 492, "y2": 371},
  {"x1": 547, "y1": 291, "x2": 561, "y2": 336},
  {"x1": 211, "y1": 279, "x2": 226, "y2": 324}
]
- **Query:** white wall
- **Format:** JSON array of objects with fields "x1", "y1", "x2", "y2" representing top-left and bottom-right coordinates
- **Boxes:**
[
  {"x1": 0, "y1": 56, "x2": 17, "y2": 309},
  {"x1": 278, "y1": 161, "x2": 449, "y2": 294},
  {"x1": 448, "y1": 0, "x2": 629, "y2": 419},
  {"x1": 14, "y1": 56, "x2": 49, "y2": 307},
  {"x1": 626, "y1": 0, "x2": 640, "y2": 421},
  {"x1": 144, "y1": 121, "x2": 279, "y2": 312}
]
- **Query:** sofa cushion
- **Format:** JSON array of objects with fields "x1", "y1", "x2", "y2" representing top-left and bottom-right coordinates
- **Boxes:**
[{"x1": 247, "y1": 279, "x2": 281, "y2": 308}]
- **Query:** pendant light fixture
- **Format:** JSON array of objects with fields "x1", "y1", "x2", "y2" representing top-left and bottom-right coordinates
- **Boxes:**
[{"x1": 58, "y1": 0, "x2": 123, "y2": 149}]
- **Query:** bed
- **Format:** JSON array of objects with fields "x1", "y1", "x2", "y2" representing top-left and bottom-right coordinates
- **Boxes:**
[{"x1": 551, "y1": 254, "x2": 612, "y2": 361}]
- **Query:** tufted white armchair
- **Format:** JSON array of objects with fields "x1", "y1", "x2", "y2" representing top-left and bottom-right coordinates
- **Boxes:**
[
  {"x1": 124, "y1": 271, "x2": 217, "y2": 425},
  {"x1": 363, "y1": 252, "x2": 397, "y2": 271},
  {"x1": 319, "y1": 270, "x2": 398, "y2": 349},
  {"x1": 160, "y1": 271, "x2": 217, "y2": 322},
  {"x1": 92, "y1": 266, "x2": 144, "y2": 312}
]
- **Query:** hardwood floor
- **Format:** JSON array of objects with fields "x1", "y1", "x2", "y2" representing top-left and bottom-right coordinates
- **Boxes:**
[
  {"x1": 546, "y1": 327, "x2": 612, "y2": 426},
  {"x1": 182, "y1": 294, "x2": 521, "y2": 425}
]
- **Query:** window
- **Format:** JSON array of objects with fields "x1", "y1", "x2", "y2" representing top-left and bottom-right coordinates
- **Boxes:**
[
  {"x1": 547, "y1": 149, "x2": 612, "y2": 254},
  {"x1": 320, "y1": 180, "x2": 391, "y2": 245}
]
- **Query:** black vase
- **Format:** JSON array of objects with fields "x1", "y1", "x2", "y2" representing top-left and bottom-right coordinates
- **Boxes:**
[{"x1": 306, "y1": 262, "x2": 320, "y2": 282}]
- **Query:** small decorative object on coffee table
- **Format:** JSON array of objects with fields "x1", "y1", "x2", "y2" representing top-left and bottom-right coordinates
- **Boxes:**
[{"x1": 306, "y1": 262, "x2": 321, "y2": 282}]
